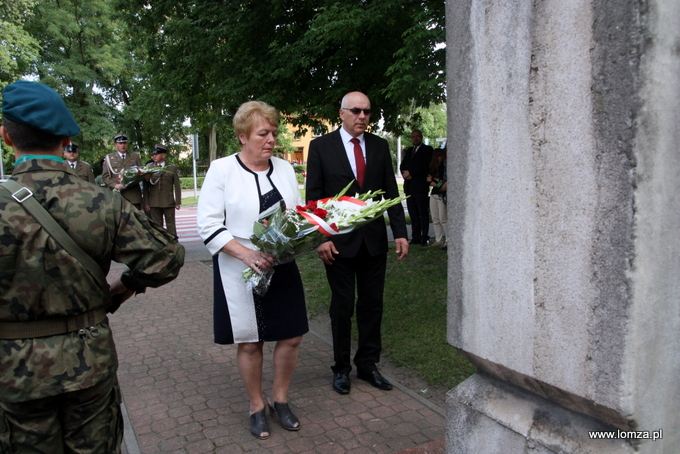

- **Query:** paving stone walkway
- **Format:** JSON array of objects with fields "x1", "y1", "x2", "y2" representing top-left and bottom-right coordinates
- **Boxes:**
[{"x1": 110, "y1": 261, "x2": 445, "y2": 454}]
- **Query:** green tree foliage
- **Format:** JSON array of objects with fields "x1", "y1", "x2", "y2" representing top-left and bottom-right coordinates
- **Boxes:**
[
  {"x1": 0, "y1": 0, "x2": 41, "y2": 174},
  {"x1": 117, "y1": 0, "x2": 250, "y2": 161},
  {"x1": 116, "y1": 0, "x2": 446, "y2": 156},
  {"x1": 272, "y1": 0, "x2": 446, "y2": 133},
  {"x1": 18, "y1": 0, "x2": 131, "y2": 164},
  {"x1": 10, "y1": 0, "x2": 187, "y2": 167},
  {"x1": 409, "y1": 103, "x2": 447, "y2": 146},
  {"x1": 276, "y1": 119, "x2": 298, "y2": 157},
  {"x1": 0, "y1": 0, "x2": 40, "y2": 88},
  {"x1": 4, "y1": 0, "x2": 445, "y2": 169}
]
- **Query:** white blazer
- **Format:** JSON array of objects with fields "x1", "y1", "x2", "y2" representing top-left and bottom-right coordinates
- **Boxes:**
[{"x1": 197, "y1": 154, "x2": 303, "y2": 255}]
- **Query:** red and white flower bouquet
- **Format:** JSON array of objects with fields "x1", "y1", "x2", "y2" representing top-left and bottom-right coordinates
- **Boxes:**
[{"x1": 243, "y1": 181, "x2": 408, "y2": 295}]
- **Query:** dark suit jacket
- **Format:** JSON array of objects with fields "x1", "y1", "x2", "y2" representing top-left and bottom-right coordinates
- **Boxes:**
[
  {"x1": 399, "y1": 143, "x2": 433, "y2": 195},
  {"x1": 306, "y1": 129, "x2": 407, "y2": 258}
]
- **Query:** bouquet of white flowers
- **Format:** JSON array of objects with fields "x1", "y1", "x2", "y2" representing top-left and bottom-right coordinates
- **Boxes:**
[{"x1": 243, "y1": 181, "x2": 408, "y2": 295}]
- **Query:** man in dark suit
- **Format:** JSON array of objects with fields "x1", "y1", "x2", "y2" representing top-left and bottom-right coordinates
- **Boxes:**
[
  {"x1": 399, "y1": 129, "x2": 433, "y2": 245},
  {"x1": 306, "y1": 91, "x2": 409, "y2": 395}
]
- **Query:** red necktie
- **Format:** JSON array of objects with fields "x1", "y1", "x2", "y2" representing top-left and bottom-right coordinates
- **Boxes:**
[{"x1": 351, "y1": 138, "x2": 365, "y2": 186}]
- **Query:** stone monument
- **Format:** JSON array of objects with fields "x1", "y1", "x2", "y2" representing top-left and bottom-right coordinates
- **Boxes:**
[{"x1": 445, "y1": 1, "x2": 679, "y2": 452}]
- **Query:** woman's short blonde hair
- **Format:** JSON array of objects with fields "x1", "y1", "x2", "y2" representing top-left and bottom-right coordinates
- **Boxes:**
[{"x1": 233, "y1": 101, "x2": 279, "y2": 141}]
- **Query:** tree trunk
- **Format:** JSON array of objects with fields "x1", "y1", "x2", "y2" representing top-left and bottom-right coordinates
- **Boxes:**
[{"x1": 209, "y1": 123, "x2": 217, "y2": 163}]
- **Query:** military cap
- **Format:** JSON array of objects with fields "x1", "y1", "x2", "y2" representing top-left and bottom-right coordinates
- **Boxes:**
[
  {"x1": 153, "y1": 144, "x2": 168, "y2": 154},
  {"x1": 113, "y1": 133, "x2": 128, "y2": 143},
  {"x1": 64, "y1": 143, "x2": 79, "y2": 152},
  {"x1": 1, "y1": 80, "x2": 80, "y2": 136}
]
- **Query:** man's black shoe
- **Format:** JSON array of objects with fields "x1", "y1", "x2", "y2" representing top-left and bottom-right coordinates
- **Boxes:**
[
  {"x1": 333, "y1": 373, "x2": 351, "y2": 394},
  {"x1": 357, "y1": 369, "x2": 393, "y2": 390}
]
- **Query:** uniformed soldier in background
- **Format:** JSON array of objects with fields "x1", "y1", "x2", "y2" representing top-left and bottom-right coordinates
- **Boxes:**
[
  {"x1": 101, "y1": 132, "x2": 144, "y2": 209},
  {"x1": 0, "y1": 80, "x2": 185, "y2": 453},
  {"x1": 143, "y1": 144, "x2": 182, "y2": 237},
  {"x1": 63, "y1": 142, "x2": 96, "y2": 183}
]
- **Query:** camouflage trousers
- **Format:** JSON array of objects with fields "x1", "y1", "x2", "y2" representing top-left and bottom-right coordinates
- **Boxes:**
[{"x1": 0, "y1": 375, "x2": 122, "y2": 454}]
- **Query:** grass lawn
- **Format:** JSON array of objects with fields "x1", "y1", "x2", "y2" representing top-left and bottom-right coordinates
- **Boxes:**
[
  {"x1": 296, "y1": 243, "x2": 476, "y2": 390},
  {"x1": 182, "y1": 196, "x2": 198, "y2": 206}
]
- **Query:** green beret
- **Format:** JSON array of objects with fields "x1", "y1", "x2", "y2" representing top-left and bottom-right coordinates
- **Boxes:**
[{"x1": 2, "y1": 80, "x2": 80, "y2": 136}]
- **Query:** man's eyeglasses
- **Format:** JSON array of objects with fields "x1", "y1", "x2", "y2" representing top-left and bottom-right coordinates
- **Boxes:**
[{"x1": 342, "y1": 107, "x2": 372, "y2": 116}]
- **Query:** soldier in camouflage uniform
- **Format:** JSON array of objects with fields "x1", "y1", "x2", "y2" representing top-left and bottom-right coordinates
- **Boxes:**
[{"x1": 0, "y1": 80, "x2": 185, "y2": 453}]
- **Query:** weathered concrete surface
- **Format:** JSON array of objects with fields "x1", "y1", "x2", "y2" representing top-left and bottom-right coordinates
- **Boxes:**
[
  {"x1": 447, "y1": 373, "x2": 633, "y2": 454},
  {"x1": 445, "y1": 1, "x2": 679, "y2": 452},
  {"x1": 625, "y1": 0, "x2": 680, "y2": 450}
]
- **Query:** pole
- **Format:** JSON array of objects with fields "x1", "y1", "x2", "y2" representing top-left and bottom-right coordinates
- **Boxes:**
[
  {"x1": 192, "y1": 134, "x2": 199, "y2": 198},
  {"x1": 397, "y1": 136, "x2": 402, "y2": 176}
]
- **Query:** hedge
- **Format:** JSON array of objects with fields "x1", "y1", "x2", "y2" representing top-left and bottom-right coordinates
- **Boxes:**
[{"x1": 180, "y1": 177, "x2": 205, "y2": 190}]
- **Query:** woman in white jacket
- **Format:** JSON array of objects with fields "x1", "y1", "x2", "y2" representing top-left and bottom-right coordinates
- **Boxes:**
[{"x1": 197, "y1": 101, "x2": 307, "y2": 440}]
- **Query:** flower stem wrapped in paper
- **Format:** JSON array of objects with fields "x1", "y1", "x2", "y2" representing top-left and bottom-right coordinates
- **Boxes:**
[
  {"x1": 116, "y1": 165, "x2": 165, "y2": 189},
  {"x1": 243, "y1": 181, "x2": 408, "y2": 295}
]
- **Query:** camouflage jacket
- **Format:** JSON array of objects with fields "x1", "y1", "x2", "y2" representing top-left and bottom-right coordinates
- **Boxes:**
[{"x1": 0, "y1": 158, "x2": 185, "y2": 403}]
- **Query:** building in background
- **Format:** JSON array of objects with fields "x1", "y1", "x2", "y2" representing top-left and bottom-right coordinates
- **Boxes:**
[{"x1": 285, "y1": 120, "x2": 334, "y2": 165}]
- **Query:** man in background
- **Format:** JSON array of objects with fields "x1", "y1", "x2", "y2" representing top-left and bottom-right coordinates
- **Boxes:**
[
  {"x1": 399, "y1": 129, "x2": 433, "y2": 246},
  {"x1": 0, "y1": 80, "x2": 184, "y2": 453},
  {"x1": 143, "y1": 144, "x2": 182, "y2": 237},
  {"x1": 63, "y1": 142, "x2": 95, "y2": 183},
  {"x1": 306, "y1": 91, "x2": 409, "y2": 395},
  {"x1": 101, "y1": 133, "x2": 144, "y2": 209}
]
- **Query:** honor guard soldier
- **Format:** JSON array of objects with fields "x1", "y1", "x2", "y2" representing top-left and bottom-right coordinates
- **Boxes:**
[
  {"x1": 143, "y1": 144, "x2": 182, "y2": 237},
  {"x1": 63, "y1": 142, "x2": 96, "y2": 183},
  {"x1": 0, "y1": 80, "x2": 185, "y2": 453},
  {"x1": 101, "y1": 133, "x2": 144, "y2": 209}
]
